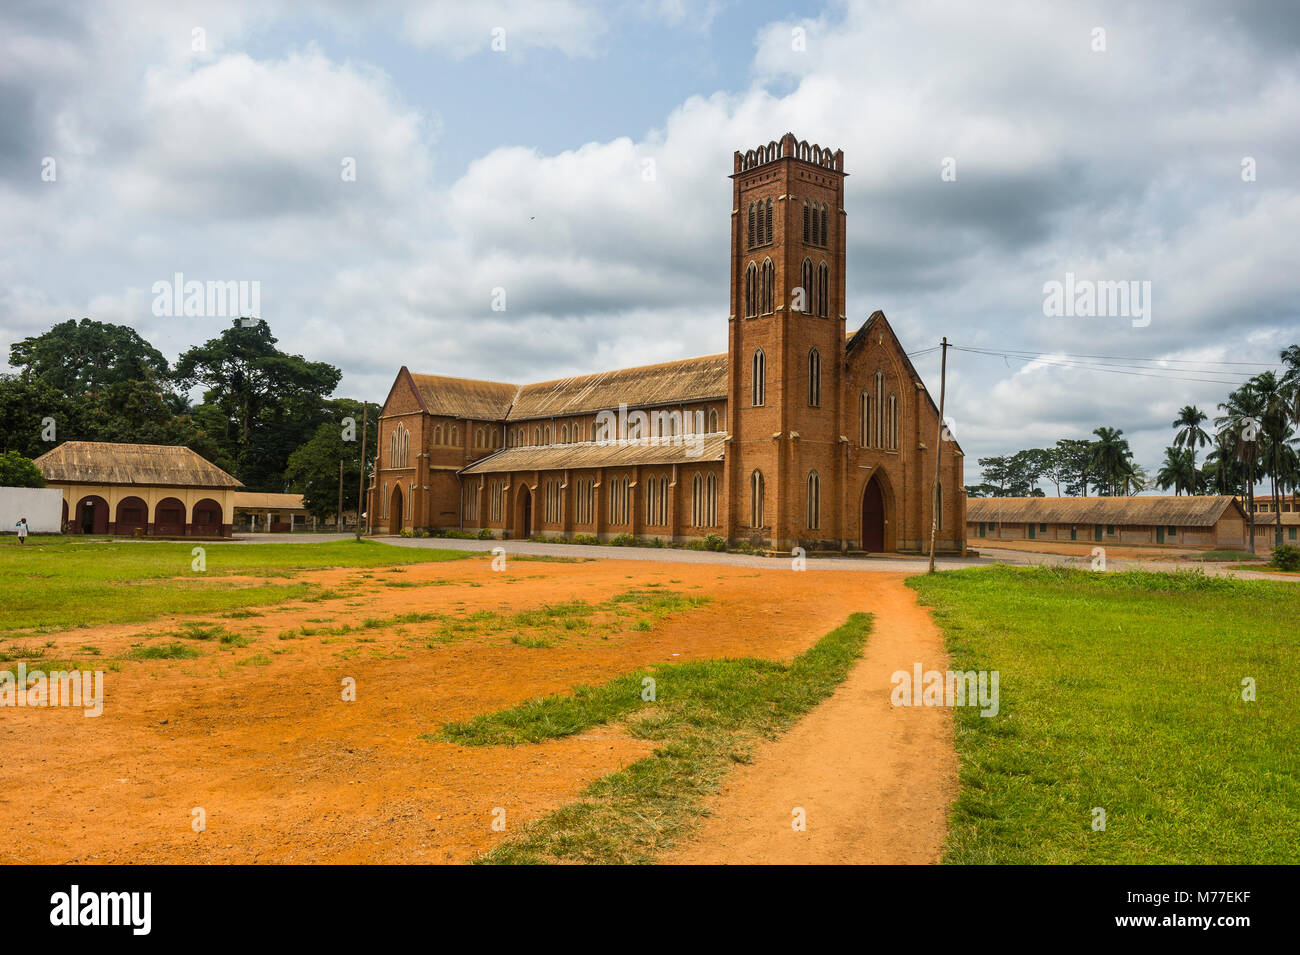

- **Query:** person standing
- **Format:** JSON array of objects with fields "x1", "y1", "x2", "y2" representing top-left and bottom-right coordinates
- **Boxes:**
[{"x1": 15, "y1": 517, "x2": 28, "y2": 544}]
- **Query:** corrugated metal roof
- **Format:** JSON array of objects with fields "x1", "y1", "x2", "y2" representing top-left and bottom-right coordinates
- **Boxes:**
[
  {"x1": 408, "y1": 373, "x2": 519, "y2": 420},
  {"x1": 965, "y1": 495, "x2": 1243, "y2": 527},
  {"x1": 34, "y1": 442, "x2": 242, "y2": 488},
  {"x1": 460, "y1": 434, "x2": 727, "y2": 475},
  {"x1": 1250, "y1": 511, "x2": 1300, "y2": 526},
  {"x1": 508, "y1": 353, "x2": 728, "y2": 420},
  {"x1": 405, "y1": 353, "x2": 729, "y2": 424},
  {"x1": 232, "y1": 492, "x2": 306, "y2": 510}
]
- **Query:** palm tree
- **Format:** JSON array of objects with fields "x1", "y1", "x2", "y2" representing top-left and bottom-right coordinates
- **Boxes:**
[
  {"x1": 1156, "y1": 447, "x2": 1197, "y2": 495},
  {"x1": 1088, "y1": 427, "x2": 1133, "y2": 496},
  {"x1": 1171, "y1": 405, "x2": 1210, "y2": 493},
  {"x1": 1245, "y1": 371, "x2": 1294, "y2": 548},
  {"x1": 1216, "y1": 382, "x2": 1265, "y2": 553}
]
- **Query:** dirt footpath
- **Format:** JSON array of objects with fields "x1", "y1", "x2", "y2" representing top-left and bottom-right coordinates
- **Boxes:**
[{"x1": 666, "y1": 573, "x2": 958, "y2": 865}]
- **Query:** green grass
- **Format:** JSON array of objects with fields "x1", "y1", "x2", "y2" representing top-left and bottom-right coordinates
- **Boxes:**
[
  {"x1": 0, "y1": 537, "x2": 470, "y2": 632},
  {"x1": 907, "y1": 565, "x2": 1300, "y2": 864},
  {"x1": 127, "y1": 641, "x2": 200, "y2": 661},
  {"x1": 1186, "y1": 550, "x2": 1264, "y2": 562},
  {"x1": 434, "y1": 613, "x2": 872, "y2": 863}
]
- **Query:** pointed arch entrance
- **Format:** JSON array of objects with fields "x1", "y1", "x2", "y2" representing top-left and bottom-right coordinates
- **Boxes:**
[
  {"x1": 862, "y1": 476, "x2": 887, "y2": 552},
  {"x1": 519, "y1": 485, "x2": 533, "y2": 538},
  {"x1": 389, "y1": 484, "x2": 404, "y2": 534}
]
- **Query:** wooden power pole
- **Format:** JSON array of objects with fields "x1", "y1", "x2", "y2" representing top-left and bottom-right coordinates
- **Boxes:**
[
  {"x1": 337, "y1": 459, "x2": 344, "y2": 532},
  {"x1": 928, "y1": 337, "x2": 950, "y2": 574},
  {"x1": 355, "y1": 402, "x2": 368, "y2": 541}
]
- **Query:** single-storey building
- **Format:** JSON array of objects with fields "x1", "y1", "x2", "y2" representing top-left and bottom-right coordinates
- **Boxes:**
[
  {"x1": 966, "y1": 495, "x2": 1249, "y2": 551},
  {"x1": 34, "y1": 441, "x2": 242, "y2": 537},
  {"x1": 232, "y1": 492, "x2": 311, "y2": 533},
  {"x1": 1247, "y1": 509, "x2": 1300, "y2": 548}
]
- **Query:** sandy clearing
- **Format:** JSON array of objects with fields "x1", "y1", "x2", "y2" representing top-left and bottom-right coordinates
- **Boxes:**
[{"x1": 2, "y1": 555, "x2": 906, "y2": 864}]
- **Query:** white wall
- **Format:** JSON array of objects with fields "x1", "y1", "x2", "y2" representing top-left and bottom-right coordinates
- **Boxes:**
[{"x1": 0, "y1": 487, "x2": 64, "y2": 534}]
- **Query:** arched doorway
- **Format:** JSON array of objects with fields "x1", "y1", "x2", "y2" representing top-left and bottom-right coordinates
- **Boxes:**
[
  {"x1": 75, "y1": 496, "x2": 108, "y2": 535},
  {"x1": 389, "y1": 484, "x2": 404, "y2": 534},
  {"x1": 155, "y1": 497, "x2": 186, "y2": 536},
  {"x1": 192, "y1": 499, "x2": 222, "y2": 536},
  {"x1": 115, "y1": 496, "x2": 148, "y2": 536},
  {"x1": 862, "y1": 477, "x2": 885, "y2": 552},
  {"x1": 520, "y1": 486, "x2": 532, "y2": 539}
]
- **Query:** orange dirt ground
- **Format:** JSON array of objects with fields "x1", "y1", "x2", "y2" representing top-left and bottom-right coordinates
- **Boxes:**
[{"x1": 0, "y1": 555, "x2": 954, "y2": 864}]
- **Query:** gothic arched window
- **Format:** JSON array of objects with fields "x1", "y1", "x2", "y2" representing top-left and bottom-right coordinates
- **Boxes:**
[
  {"x1": 750, "y1": 469, "x2": 765, "y2": 527},
  {"x1": 817, "y1": 261, "x2": 829, "y2": 317},
  {"x1": 807, "y1": 471, "x2": 821, "y2": 530},
  {"x1": 760, "y1": 258, "x2": 774, "y2": 314},
  {"x1": 752, "y1": 349, "x2": 766, "y2": 407},
  {"x1": 744, "y1": 262, "x2": 758, "y2": 318},
  {"x1": 808, "y1": 348, "x2": 821, "y2": 407},
  {"x1": 887, "y1": 392, "x2": 898, "y2": 450},
  {"x1": 801, "y1": 258, "x2": 814, "y2": 314}
]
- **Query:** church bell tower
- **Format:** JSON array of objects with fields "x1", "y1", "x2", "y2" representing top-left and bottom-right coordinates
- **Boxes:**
[{"x1": 724, "y1": 133, "x2": 847, "y2": 551}]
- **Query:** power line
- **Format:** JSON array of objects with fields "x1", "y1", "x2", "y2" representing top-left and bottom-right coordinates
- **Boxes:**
[{"x1": 951, "y1": 345, "x2": 1266, "y2": 386}]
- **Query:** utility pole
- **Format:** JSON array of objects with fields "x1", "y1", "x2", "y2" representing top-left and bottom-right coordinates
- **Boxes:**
[
  {"x1": 355, "y1": 401, "x2": 368, "y2": 541},
  {"x1": 337, "y1": 459, "x2": 344, "y2": 532},
  {"x1": 928, "y1": 337, "x2": 950, "y2": 574}
]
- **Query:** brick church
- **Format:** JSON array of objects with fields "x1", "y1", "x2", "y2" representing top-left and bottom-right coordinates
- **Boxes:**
[{"x1": 368, "y1": 134, "x2": 966, "y2": 554}]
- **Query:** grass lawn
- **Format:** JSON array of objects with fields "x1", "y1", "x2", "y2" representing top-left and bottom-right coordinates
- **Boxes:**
[
  {"x1": 0, "y1": 536, "x2": 470, "y2": 635},
  {"x1": 434, "y1": 612, "x2": 872, "y2": 864},
  {"x1": 908, "y1": 565, "x2": 1300, "y2": 864}
]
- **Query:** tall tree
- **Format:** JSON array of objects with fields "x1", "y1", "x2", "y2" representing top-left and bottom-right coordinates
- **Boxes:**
[
  {"x1": 9, "y1": 318, "x2": 170, "y2": 394},
  {"x1": 1247, "y1": 371, "x2": 1296, "y2": 548},
  {"x1": 173, "y1": 320, "x2": 341, "y2": 490},
  {"x1": 1055, "y1": 438, "x2": 1095, "y2": 496},
  {"x1": 1171, "y1": 405, "x2": 1210, "y2": 492},
  {"x1": 283, "y1": 399, "x2": 378, "y2": 522},
  {"x1": 1217, "y1": 382, "x2": 1266, "y2": 554},
  {"x1": 1088, "y1": 427, "x2": 1134, "y2": 496},
  {"x1": 1156, "y1": 447, "x2": 1197, "y2": 495}
]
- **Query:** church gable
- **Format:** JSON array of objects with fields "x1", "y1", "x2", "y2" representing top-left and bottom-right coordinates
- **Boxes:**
[{"x1": 380, "y1": 367, "x2": 428, "y2": 418}]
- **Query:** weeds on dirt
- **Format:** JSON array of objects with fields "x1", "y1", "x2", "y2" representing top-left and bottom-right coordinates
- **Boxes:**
[
  {"x1": 433, "y1": 612, "x2": 872, "y2": 864},
  {"x1": 128, "y1": 642, "x2": 200, "y2": 660}
]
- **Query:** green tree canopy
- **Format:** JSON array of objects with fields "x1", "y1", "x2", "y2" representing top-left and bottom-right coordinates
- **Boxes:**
[
  {"x1": 174, "y1": 319, "x2": 342, "y2": 490},
  {"x1": 9, "y1": 318, "x2": 170, "y2": 393},
  {"x1": 0, "y1": 451, "x2": 46, "y2": 488},
  {"x1": 283, "y1": 399, "x2": 378, "y2": 522}
]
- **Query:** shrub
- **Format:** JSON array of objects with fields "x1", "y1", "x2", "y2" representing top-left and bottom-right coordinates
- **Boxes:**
[
  {"x1": 699, "y1": 533, "x2": 727, "y2": 552},
  {"x1": 476, "y1": 528, "x2": 495, "y2": 540},
  {"x1": 609, "y1": 533, "x2": 638, "y2": 547},
  {"x1": 1270, "y1": 544, "x2": 1300, "y2": 572}
]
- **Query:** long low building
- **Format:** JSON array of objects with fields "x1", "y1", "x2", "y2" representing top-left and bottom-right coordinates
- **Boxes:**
[
  {"x1": 966, "y1": 495, "x2": 1250, "y2": 551},
  {"x1": 232, "y1": 491, "x2": 310, "y2": 533},
  {"x1": 35, "y1": 441, "x2": 242, "y2": 537}
]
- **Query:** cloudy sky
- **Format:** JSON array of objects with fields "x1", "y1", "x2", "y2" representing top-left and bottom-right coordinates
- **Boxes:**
[{"x1": 3, "y1": 0, "x2": 1298, "y2": 483}]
